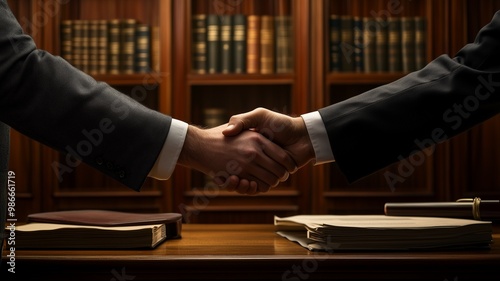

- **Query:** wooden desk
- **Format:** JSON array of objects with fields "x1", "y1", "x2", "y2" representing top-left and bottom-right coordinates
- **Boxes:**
[{"x1": 2, "y1": 224, "x2": 500, "y2": 280}]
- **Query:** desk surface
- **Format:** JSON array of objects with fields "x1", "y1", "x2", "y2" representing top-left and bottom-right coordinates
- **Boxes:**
[{"x1": 2, "y1": 224, "x2": 500, "y2": 280}]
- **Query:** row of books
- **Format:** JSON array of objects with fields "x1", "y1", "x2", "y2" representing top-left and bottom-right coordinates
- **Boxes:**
[
  {"x1": 192, "y1": 14, "x2": 293, "y2": 74},
  {"x1": 329, "y1": 15, "x2": 427, "y2": 73},
  {"x1": 60, "y1": 19, "x2": 159, "y2": 75}
]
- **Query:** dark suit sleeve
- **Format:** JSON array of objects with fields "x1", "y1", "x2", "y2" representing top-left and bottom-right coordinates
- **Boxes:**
[
  {"x1": 319, "y1": 11, "x2": 500, "y2": 183},
  {"x1": 0, "y1": 0, "x2": 171, "y2": 191}
]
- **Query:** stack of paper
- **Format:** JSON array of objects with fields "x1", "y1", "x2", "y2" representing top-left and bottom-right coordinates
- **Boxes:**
[{"x1": 274, "y1": 215, "x2": 493, "y2": 251}]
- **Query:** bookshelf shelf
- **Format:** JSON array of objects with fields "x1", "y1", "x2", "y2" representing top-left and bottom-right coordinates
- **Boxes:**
[
  {"x1": 172, "y1": 0, "x2": 310, "y2": 223},
  {"x1": 5, "y1": 0, "x2": 174, "y2": 219},
  {"x1": 187, "y1": 73, "x2": 295, "y2": 85},
  {"x1": 9, "y1": 0, "x2": 500, "y2": 225},
  {"x1": 327, "y1": 72, "x2": 407, "y2": 85},
  {"x1": 91, "y1": 73, "x2": 162, "y2": 86}
]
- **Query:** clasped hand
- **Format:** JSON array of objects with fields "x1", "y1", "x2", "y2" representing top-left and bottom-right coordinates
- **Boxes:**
[{"x1": 180, "y1": 108, "x2": 315, "y2": 195}]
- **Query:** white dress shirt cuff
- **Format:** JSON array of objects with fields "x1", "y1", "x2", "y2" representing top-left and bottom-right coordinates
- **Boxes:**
[
  {"x1": 301, "y1": 111, "x2": 335, "y2": 165},
  {"x1": 148, "y1": 119, "x2": 188, "y2": 180}
]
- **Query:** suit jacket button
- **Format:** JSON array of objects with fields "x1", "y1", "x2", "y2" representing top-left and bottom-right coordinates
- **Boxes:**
[
  {"x1": 96, "y1": 157, "x2": 104, "y2": 165},
  {"x1": 106, "y1": 162, "x2": 114, "y2": 169},
  {"x1": 117, "y1": 170, "x2": 125, "y2": 178}
]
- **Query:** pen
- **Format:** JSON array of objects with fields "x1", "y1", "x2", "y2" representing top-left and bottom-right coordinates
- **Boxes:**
[{"x1": 384, "y1": 197, "x2": 500, "y2": 220}]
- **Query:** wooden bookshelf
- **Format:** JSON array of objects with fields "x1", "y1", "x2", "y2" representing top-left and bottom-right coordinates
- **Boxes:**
[
  {"x1": 7, "y1": 0, "x2": 174, "y2": 218},
  {"x1": 7, "y1": 0, "x2": 500, "y2": 223},
  {"x1": 310, "y1": 0, "x2": 500, "y2": 215},
  {"x1": 171, "y1": 0, "x2": 310, "y2": 223}
]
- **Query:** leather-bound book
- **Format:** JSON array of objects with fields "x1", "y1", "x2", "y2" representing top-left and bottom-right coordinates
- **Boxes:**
[
  {"x1": 12, "y1": 210, "x2": 183, "y2": 249},
  {"x1": 220, "y1": 14, "x2": 234, "y2": 73},
  {"x1": 388, "y1": 17, "x2": 402, "y2": 72},
  {"x1": 232, "y1": 14, "x2": 247, "y2": 73},
  {"x1": 260, "y1": 15, "x2": 275, "y2": 74},
  {"x1": 192, "y1": 14, "x2": 207, "y2": 74},
  {"x1": 246, "y1": 14, "x2": 260, "y2": 73},
  {"x1": 207, "y1": 14, "x2": 221, "y2": 73},
  {"x1": 401, "y1": 16, "x2": 416, "y2": 72},
  {"x1": 414, "y1": 17, "x2": 427, "y2": 70}
]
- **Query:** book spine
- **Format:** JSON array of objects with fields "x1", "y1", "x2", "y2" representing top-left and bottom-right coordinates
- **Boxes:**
[
  {"x1": 72, "y1": 20, "x2": 83, "y2": 71},
  {"x1": 135, "y1": 24, "x2": 151, "y2": 73},
  {"x1": 362, "y1": 17, "x2": 377, "y2": 73},
  {"x1": 275, "y1": 14, "x2": 293, "y2": 73},
  {"x1": 329, "y1": 14, "x2": 341, "y2": 72},
  {"x1": 414, "y1": 17, "x2": 426, "y2": 70},
  {"x1": 192, "y1": 14, "x2": 207, "y2": 74},
  {"x1": 353, "y1": 16, "x2": 364, "y2": 73},
  {"x1": 108, "y1": 19, "x2": 121, "y2": 74},
  {"x1": 151, "y1": 26, "x2": 161, "y2": 72},
  {"x1": 375, "y1": 17, "x2": 388, "y2": 72},
  {"x1": 88, "y1": 20, "x2": 99, "y2": 75},
  {"x1": 401, "y1": 17, "x2": 416, "y2": 72},
  {"x1": 81, "y1": 20, "x2": 89, "y2": 73},
  {"x1": 97, "y1": 20, "x2": 109, "y2": 74},
  {"x1": 220, "y1": 14, "x2": 233, "y2": 74},
  {"x1": 232, "y1": 14, "x2": 247, "y2": 74},
  {"x1": 60, "y1": 20, "x2": 73, "y2": 65},
  {"x1": 340, "y1": 15, "x2": 354, "y2": 72},
  {"x1": 121, "y1": 19, "x2": 137, "y2": 74},
  {"x1": 388, "y1": 17, "x2": 402, "y2": 72},
  {"x1": 260, "y1": 15, "x2": 274, "y2": 74},
  {"x1": 207, "y1": 14, "x2": 221, "y2": 74},
  {"x1": 246, "y1": 15, "x2": 260, "y2": 74}
]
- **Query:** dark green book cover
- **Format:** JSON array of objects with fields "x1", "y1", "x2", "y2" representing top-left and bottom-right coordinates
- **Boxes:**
[
  {"x1": 401, "y1": 17, "x2": 416, "y2": 72},
  {"x1": 362, "y1": 17, "x2": 377, "y2": 73},
  {"x1": 414, "y1": 17, "x2": 426, "y2": 70},
  {"x1": 329, "y1": 14, "x2": 341, "y2": 72},
  {"x1": 60, "y1": 20, "x2": 73, "y2": 65},
  {"x1": 353, "y1": 16, "x2": 364, "y2": 73},
  {"x1": 207, "y1": 14, "x2": 221, "y2": 73},
  {"x1": 120, "y1": 19, "x2": 137, "y2": 74},
  {"x1": 375, "y1": 17, "x2": 388, "y2": 72},
  {"x1": 108, "y1": 19, "x2": 121, "y2": 74},
  {"x1": 232, "y1": 14, "x2": 246, "y2": 74},
  {"x1": 192, "y1": 14, "x2": 207, "y2": 74},
  {"x1": 275, "y1": 15, "x2": 293, "y2": 73},
  {"x1": 97, "y1": 20, "x2": 108, "y2": 74},
  {"x1": 220, "y1": 14, "x2": 233, "y2": 73},
  {"x1": 388, "y1": 17, "x2": 402, "y2": 72},
  {"x1": 340, "y1": 15, "x2": 354, "y2": 72},
  {"x1": 135, "y1": 24, "x2": 151, "y2": 73},
  {"x1": 88, "y1": 20, "x2": 99, "y2": 75}
]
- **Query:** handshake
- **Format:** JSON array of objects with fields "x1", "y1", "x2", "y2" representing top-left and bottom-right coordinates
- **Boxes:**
[{"x1": 177, "y1": 107, "x2": 317, "y2": 195}]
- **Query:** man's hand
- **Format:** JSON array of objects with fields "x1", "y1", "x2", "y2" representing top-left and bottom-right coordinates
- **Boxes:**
[
  {"x1": 222, "y1": 107, "x2": 315, "y2": 171},
  {"x1": 178, "y1": 123, "x2": 295, "y2": 195}
]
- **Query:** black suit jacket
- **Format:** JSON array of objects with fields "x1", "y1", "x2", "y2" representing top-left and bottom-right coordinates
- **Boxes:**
[
  {"x1": 0, "y1": 0, "x2": 173, "y2": 259},
  {"x1": 319, "y1": 11, "x2": 500, "y2": 183},
  {"x1": 0, "y1": 0, "x2": 171, "y2": 191}
]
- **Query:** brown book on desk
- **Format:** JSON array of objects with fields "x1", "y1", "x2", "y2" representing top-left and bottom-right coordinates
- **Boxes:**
[
  {"x1": 11, "y1": 210, "x2": 182, "y2": 249},
  {"x1": 275, "y1": 215, "x2": 492, "y2": 251}
]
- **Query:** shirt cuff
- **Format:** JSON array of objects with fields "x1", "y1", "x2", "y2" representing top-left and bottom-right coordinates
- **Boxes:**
[
  {"x1": 301, "y1": 111, "x2": 335, "y2": 165},
  {"x1": 148, "y1": 119, "x2": 188, "y2": 180}
]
